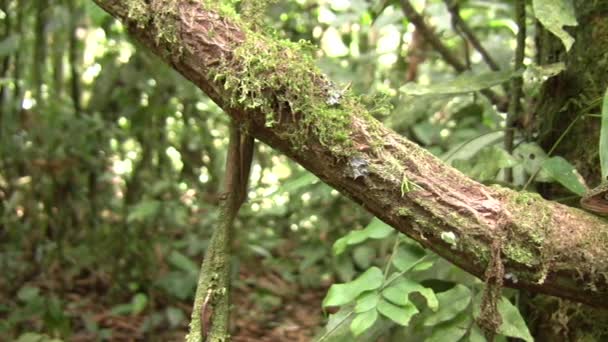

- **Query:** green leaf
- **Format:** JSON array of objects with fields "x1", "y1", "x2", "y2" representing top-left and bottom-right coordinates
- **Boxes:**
[
  {"x1": 352, "y1": 245, "x2": 376, "y2": 269},
  {"x1": 495, "y1": 297, "x2": 534, "y2": 342},
  {"x1": 424, "y1": 285, "x2": 472, "y2": 326},
  {"x1": 15, "y1": 333, "x2": 63, "y2": 342},
  {"x1": 601, "y1": 86, "x2": 608, "y2": 180},
  {"x1": 323, "y1": 267, "x2": 383, "y2": 308},
  {"x1": 541, "y1": 156, "x2": 587, "y2": 195},
  {"x1": 513, "y1": 143, "x2": 552, "y2": 182},
  {"x1": 131, "y1": 293, "x2": 148, "y2": 314},
  {"x1": 333, "y1": 218, "x2": 393, "y2": 255},
  {"x1": 467, "y1": 324, "x2": 487, "y2": 342},
  {"x1": 443, "y1": 131, "x2": 504, "y2": 164},
  {"x1": 425, "y1": 311, "x2": 472, "y2": 342},
  {"x1": 276, "y1": 172, "x2": 318, "y2": 195},
  {"x1": 17, "y1": 286, "x2": 41, "y2": 302},
  {"x1": 127, "y1": 200, "x2": 161, "y2": 222},
  {"x1": 355, "y1": 291, "x2": 379, "y2": 313},
  {"x1": 400, "y1": 70, "x2": 522, "y2": 96},
  {"x1": 377, "y1": 298, "x2": 418, "y2": 326},
  {"x1": 392, "y1": 244, "x2": 426, "y2": 272},
  {"x1": 454, "y1": 146, "x2": 518, "y2": 182},
  {"x1": 472, "y1": 294, "x2": 532, "y2": 342},
  {"x1": 382, "y1": 278, "x2": 437, "y2": 310},
  {"x1": 350, "y1": 309, "x2": 378, "y2": 337},
  {"x1": 168, "y1": 251, "x2": 199, "y2": 275},
  {"x1": 533, "y1": 0, "x2": 577, "y2": 52}
]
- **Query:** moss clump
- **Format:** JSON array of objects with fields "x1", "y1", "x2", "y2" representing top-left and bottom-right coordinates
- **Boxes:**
[
  {"x1": 126, "y1": 0, "x2": 181, "y2": 46},
  {"x1": 503, "y1": 243, "x2": 537, "y2": 267},
  {"x1": 212, "y1": 31, "x2": 357, "y2": 153}
]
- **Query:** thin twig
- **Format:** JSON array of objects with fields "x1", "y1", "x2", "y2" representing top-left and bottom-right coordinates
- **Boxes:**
[
  {"x1": 504, "y1": 0, "x2": 526, "y2": 183},
  {"x1": 399, "y1": 0, "x2": 507, "y2": 110},
  {"x1": 443, "y1": 0, "x2": 500, "y2": 71}
]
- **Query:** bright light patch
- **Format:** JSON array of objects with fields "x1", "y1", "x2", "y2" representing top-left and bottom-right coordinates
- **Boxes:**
[
  {"x1": 198, "y1": 168, "x2": 209, "y2": 183},
  {"x1": 321, "y1": 27, "x2": 348, "y2": 57},
  {"x1": 113, "y1": 159, "x2": 133, "y2": 175},
  {"x1": 318, "y1": 6, "x2": 337, "y2": 24},
  {"x1": 166, "y1": 146, "x2": 183, "y2": 171},
  {"x1": 82, "y1": 63, "x2": 102, "y2": 84},
  {"x1": 301, "y1": 192, "x2": 311, "y2": 202},
  {"x1": 22, "y1": 96, "x2": 35, "y2": 110}
]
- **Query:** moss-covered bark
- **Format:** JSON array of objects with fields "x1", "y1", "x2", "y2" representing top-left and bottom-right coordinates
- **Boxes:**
[{"x1": 91, "y1": 0, "x2": 608, "y2": 308}]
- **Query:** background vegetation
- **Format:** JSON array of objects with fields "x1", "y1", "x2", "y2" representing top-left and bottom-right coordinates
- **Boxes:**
[{"x1": 0, "y1": 0, "x2": 600, "y2": 341}]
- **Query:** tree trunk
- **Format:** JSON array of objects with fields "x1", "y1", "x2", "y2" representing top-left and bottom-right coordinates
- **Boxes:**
[{"x1": 90, "y1": 0, "x2": 608, "y2": 308}]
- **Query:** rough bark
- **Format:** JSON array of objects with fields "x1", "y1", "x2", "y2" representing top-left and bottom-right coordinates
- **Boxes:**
[{"x1": 91, "y1": 0, "x2": 608, "y2": 308}]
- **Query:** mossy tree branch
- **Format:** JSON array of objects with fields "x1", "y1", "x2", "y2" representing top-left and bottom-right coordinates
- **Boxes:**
[{"x1": 91, "y1": 0, "x2": 608, "y2": 308}]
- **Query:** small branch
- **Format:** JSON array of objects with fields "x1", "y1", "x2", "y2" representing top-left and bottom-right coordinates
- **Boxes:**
[
  {"x1": 68, "y1": 0, "x2": 82, "y2": 115},
  {"x1": 399, "y1": 0, "x2": 507, "y2": 110},
  {"x1": 187, "y1": 122, "x2": 255, "y2": 342},
  {"x1": 504, "y1": 0, "x2": 526, "y2": 183},
  {"x1": 443, "y1": 0, "x2": 500, "y2": 71},
  {"x1": 401, "y1": 0, "x2": 465, "y2": 72}
]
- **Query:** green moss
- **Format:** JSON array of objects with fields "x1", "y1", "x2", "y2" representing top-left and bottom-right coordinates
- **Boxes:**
[
  {"x1": 503, "y1": 243, "x2": 537, "y2": 267},
  {"x1": 126, "y1": 0, "x2": 181, "y2": 46},
  {"x1": 212, "y1": 31, "x2": 358, "y2": 153}
]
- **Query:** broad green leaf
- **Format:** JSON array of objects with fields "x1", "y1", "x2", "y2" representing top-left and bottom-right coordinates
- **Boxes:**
[
  {"x1": 424, "y1": 285, "x2": 471, "y2": 326},
  {"x1": 533, "y1": 0, "x2": 577, "y2": 51},
  {"x1": 467, "y1": 324, "x2": 487, "y2": 342},
  {"x1": 333, "y1": 218, "x2": 393, "y2": 255},
  {"x1": 377, "y1": 298, "x2": 418, "y2": 326},
  {"x1": 425, "y1": 311, "x2": 472, "y2": 342},
  {"x1": 168, "y1": 251, "x2": 199, "y2": 275},
  {"x1": 542, "y1": 156, "x2": 586, "y2": 195},
  {"x1": 350, "y1": 309, "x2": 378, "y2": 337},
  {"x1": 382, "y1": 278, "x2": 437, "y2": 310},
  {"x1": 443, "y1": 131, "x2": 504, "y2": 164},
  {"x1": 601, "y1": 86, "x2": 608, "y2": 180},
  {"x1": 355, "y1": 291, "x2": 379, "y2": 313},
  {"x1": 352, "y1": 245, "x2": 376, "y2": 269},
  {"x1": 495, "y1": 297, "x2": 534, "y2": 342},
  {"x1": 524, "y1": 63, "x2": 566, "y2": 83},
  {"x1": 392, "y1": 245, "x2": 426, "y2": 272},
  {"x1": 513, "y1": 143, "x2": 552, "y2": 182},
  {"x1": 472, "y1": 294, "x2": 533, "y2": 342},
  {"x1": 400, "y1": 70, "x2": 522, "y2": 96},
  {"x1": 323, "y1": 267, "x2": 383, "y2": 308}
]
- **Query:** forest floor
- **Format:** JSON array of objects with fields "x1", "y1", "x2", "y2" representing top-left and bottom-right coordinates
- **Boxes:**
[{"x1": 21, "y1": 263, "x2": 328, "y2": 341}]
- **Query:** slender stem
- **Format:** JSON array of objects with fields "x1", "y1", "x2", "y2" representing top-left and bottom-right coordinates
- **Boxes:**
[
  {"x1": 383, "y1": 236, "x2": 401, "y2": 283},
  {"x1": 443, "y1": 0, "x2": 500, "y2": 71},
  {"x1": 316, "y1": 312, "x2": 354, "y2": 342},
  {"x1": 504, "y1": 0, "x2": 526, "y2": 183}
]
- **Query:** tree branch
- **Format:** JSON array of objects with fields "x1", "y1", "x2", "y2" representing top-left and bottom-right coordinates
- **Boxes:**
[
  {"x1": 91, "y1": 0, "x2": 608, "y2": 308},
  {"x1": 399, "y1": 0, "x2": 506, "y2": 110}
]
